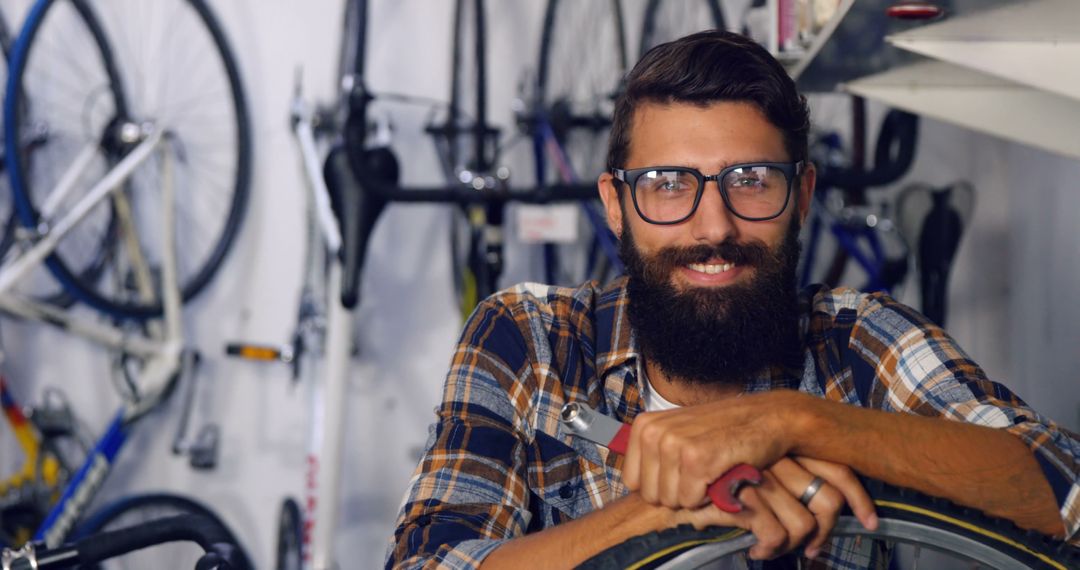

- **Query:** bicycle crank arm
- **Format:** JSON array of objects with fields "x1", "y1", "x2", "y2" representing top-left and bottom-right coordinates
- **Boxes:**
[{"x1": 560, "y1": 402, "x2": 762, "y2": 513}]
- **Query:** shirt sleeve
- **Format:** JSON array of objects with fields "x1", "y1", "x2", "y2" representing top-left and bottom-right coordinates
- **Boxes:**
[
  {"x1": 851, "y1": 293, "x2": 1080, "y2": 544},
  {"x1": 386, "y1": 297, "x2": 537, "y2": 569}
]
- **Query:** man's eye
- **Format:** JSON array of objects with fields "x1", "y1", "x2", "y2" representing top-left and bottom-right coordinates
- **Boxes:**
[{"x1": 732, "y1": 176, "x2": 765, "y2": 187}]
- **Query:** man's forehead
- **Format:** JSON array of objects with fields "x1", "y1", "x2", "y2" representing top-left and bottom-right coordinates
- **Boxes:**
[{"x1": 625, "y1": 100, "x2": 788, "y2": 167}]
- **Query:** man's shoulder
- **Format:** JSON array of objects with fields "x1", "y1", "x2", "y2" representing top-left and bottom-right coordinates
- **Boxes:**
[
  {"x1": 484, "y1": 279, "x2": 625, "y2": 324},
  {"x1": 804, "y1": 285, "x2": 917, "y2": 321},
  {"x1": 803, "y1": 285, "x2": 941, "y2": 349}
]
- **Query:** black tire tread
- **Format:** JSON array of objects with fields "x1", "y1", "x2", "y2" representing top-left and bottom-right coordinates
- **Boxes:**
[
  {"x1": 73, "y1": 492, "x2": 252, "y2": 570},
  {"x1": 578, "y1": 478, "x2": 1080, "y2": 569}
]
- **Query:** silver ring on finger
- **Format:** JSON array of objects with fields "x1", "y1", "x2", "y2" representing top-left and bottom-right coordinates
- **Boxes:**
[{"x1": 799, "y1": 476, "x2": 826, "y2": 506}]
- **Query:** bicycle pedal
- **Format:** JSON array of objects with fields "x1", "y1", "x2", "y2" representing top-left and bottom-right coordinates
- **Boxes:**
[
  {"x1": 29, "y1": 406, "x2": 76, "y2": 439},
  {"x1": 189, "y1": 424, "x2": 221, "y2": 471}
]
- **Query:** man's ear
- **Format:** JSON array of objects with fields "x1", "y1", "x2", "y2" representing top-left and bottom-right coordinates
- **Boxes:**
[
  {"x1": 797, "y1": 162, "x2": 816, "y2": 224},
  {"x1": 598, "y1": 172, "x2": 624, "y2": 237}
]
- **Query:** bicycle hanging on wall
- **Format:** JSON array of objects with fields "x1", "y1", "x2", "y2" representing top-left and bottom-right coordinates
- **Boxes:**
[{"x1": 0, "y1": 0, "x2": 253, "y2": 567}]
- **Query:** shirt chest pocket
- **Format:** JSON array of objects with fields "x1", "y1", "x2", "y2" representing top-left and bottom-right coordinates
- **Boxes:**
[{"x1": 527, "y1": 432, "x2": 610, "y2": 522}]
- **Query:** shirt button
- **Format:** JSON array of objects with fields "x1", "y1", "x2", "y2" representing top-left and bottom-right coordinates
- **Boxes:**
[{"x1": 559, "y1": 485, "x2": 575, "y2": 499}]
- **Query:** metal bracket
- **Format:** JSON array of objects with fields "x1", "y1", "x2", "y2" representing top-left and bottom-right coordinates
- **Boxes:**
[{"x1": 2, "y1": 542, "x2": 39, "y2": 570}]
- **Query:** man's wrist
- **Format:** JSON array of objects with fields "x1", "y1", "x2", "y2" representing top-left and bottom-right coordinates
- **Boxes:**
[{"x1": 779, "y1": 390, "x2": 832, "y2": 458}]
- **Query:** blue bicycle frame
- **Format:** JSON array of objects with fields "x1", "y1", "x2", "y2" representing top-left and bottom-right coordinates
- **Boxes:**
[
  {"x1": 530, "y1": 111, "x2": 623, "y2": 285},
  {"x1": 32, "y1": 408, "x2": 130, "y2": 548},
  {"x1": 800, "y1": 194, "x2": 892, "y2": 293}
]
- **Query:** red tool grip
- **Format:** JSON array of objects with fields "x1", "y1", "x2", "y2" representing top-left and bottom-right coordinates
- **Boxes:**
[{"x1": 606, "y1": 424, "x2": 762, "y2": 513}]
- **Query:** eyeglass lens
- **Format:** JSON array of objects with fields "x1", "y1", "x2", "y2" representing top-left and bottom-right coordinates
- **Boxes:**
[{"x1": 634, "y1": 166, "x2": 790, "y2": 222}]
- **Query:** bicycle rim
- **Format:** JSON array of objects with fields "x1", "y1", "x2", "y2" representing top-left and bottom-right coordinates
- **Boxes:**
[
  {"x1": 538, "y1": 0, "x2": 625, "y2": 182},
  {"x1": 72, "y1": 492, "x2": 252, "y2": 570},
  {"x1": 5, "y1": 0, "x2": 251, "y2": 319},
  {"x1": 536, "y1": 0, "x2": 625, "y2": 287},
  {"x1": 275, "y1": 498, "x2": 303, "y2": 570},
  {"x1": 639, "y1": 0, "x2": 725, "y2": 59},
  {"x1": 2, "y1": 0, "x2": 123, "y2": 305},
  {"x1": 448, "y1": 0, "x2": 490, "y2": 172},
  {"x1": 578, "y1": 480, "x2": 1079, "y2": 569}
]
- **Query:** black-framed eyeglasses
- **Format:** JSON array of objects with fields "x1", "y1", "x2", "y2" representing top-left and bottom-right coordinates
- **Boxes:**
[{"x1": 611, "y1": 161, "x2": 804, "y2": 224}]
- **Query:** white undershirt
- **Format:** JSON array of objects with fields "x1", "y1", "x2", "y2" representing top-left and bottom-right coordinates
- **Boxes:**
[{"x1": 639, "y1": 362, "x2": 682, "y2": 411}]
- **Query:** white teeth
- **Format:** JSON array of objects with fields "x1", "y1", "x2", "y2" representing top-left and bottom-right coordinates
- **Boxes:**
[{"x1": 687, "y1": 262, "x2": 734, "y2": 275}]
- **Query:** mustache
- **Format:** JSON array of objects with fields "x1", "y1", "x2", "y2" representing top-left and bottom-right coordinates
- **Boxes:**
[{"x1": 652, "y1": 239, "x2": 770, "y2": 269}]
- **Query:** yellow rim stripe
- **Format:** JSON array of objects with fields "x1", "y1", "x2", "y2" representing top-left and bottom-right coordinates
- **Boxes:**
[
  {"x1": 875, "y1": 499, "x2": 1065, "y2": 570},
  {"x1": 626, "y1": 529, "x2": 747, "y2": 570},
  {"x1": 620, "y1": 502, "x2": 1065, "y2": 570}
]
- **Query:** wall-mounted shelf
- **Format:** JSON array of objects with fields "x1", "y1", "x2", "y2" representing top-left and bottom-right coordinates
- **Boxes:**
[
  {"x1": 885, "y1": 0, "x2": 1080, "y2": 101},
  {"x1": 843, "y1": 60, "x2": 1080, "y2": 160}
]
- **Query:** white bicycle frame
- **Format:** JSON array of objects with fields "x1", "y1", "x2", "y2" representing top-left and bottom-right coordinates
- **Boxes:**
[
  {"x1": 290, "y1": 92, "x2": 353, "y2": 570},
  {"x1": 0, "y1": 125, "x2": 184, "y2": 419}
]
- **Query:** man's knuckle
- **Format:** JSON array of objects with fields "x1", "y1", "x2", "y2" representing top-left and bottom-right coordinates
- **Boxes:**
[
  {"x1": 757, "y1": 529, "x2": 785, "y2": 551},
  {"x1": 816, "y1": 487, "x2": 845, "y2": 512},
  {"x1": 640, "y1": 423, "x2": 662, "y2": 446},
  {"x1": 680, "y1": 444, "x2": 703, "y2": 466},
  {"x1": 790, "y1": 512, "x2": 816, "y2": 539}
]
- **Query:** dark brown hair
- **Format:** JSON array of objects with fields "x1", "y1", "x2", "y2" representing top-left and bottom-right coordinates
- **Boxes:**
[{"x1": 606, "y1": 30, "x2": 810, "y2": 171}]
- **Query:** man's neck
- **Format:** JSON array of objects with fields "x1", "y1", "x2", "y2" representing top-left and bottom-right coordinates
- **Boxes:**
[{"x1": 643, "y1": 359, "x2": 743, "y2": 406}]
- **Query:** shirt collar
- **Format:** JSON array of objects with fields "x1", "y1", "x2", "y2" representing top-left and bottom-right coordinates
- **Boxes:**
[{"x1": 594, "y1": 276, "x2": 641, "y2": 379}]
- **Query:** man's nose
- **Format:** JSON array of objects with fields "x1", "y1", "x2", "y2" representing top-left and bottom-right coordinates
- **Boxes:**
[{"x1": 689, "y1": 180, "x2": 738, "y2": 244}]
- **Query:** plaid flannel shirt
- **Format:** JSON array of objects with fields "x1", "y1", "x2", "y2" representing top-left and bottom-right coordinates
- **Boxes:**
[{"x1": 387, "y1": 277, "x2": 1080, "y2": 569}]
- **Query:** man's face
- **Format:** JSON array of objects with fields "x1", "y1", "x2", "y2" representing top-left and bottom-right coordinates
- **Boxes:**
[{"x1": 598, "y1": 101, "x2": 815, "y2": 386}]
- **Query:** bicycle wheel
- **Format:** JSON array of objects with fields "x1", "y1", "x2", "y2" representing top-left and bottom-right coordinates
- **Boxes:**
[
  {"x1": 537, "y1": 0, "x2": 625, "y2": 182},
  {"x1": 0, "y1": 6, "x2": 16, "y2": 269},
  {"x1": 5, "y1": 0, "x2": 251, "y2": 320},
  {"x1": 579, "y1": 479, "x2": 1079, "y2": 569},
  {"x1": 639, "y1": 0, "x2": 725, "y2": 58},
  {"x1": 275, "y1": 497, "x2": 303, "y2": 570},
  {"x1": 0, "y1": 0, "x2": 119, "y2": 307},
  {"x1": 535, "y1": 0, "x2": 626, "y2": 287},
  {"x1": 72, "y1": 492, "x2": 252, "y2": 570}
]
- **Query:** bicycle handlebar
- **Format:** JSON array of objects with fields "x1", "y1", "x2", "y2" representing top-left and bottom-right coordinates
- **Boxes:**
[
  {"x1": 326, "y1": 140, "x2": 601, "y2": 309},
  {"x1": 361, "y1": 181, "x2": 599, "y2": 204},
  {"x1": 4, "y1": 514, "x2": 244, "y2": 569}
]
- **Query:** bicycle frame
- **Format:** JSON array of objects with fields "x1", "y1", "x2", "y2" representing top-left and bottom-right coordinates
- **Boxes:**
[
  {"x1": 290, "y1": 92, "x2": 352, "y2": 570},
  {"x1": 0, "y1": 131, "x2": 186, "y2": 548},
  {"x1": 0, "y1": 377, "x2": 63, "y2": 505},
  {"x1": 800, "y1": 192, "x2": 895, "y2": 293},
  {"x1": 530, "y1": 110, "x2": 623, "y2": 283},
  {"x1": 0, "y1": 129, "x2": 181, "y2": 359}
]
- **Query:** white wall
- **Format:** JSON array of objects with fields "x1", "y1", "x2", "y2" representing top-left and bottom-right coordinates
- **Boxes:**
[{"x1": 1, "y1": 2, "x2": 1077, "y2": 569}]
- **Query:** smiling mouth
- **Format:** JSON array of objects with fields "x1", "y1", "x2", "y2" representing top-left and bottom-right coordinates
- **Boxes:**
[{"x1": 686, "y1": 262, "x2": 735, "y2": 275}]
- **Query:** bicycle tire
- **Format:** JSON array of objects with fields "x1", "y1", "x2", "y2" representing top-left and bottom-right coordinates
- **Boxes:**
[
  {"x1": 71, "y1": 492, "x2": 252, "y2": 570},
  {"x1": 537, "y1": 0, "x2": 625, "y2": 181},
  {"x1": 578, "y1": 479, "x2": 1079, "y2": 569},
  {"x1": 275, "y1": 498, "x2": 303, "y2": 570},
  {"x1": 447, "y1": 0, "x2": 499, "y2": 307},
  {"x1": 5, "y1": 0, "x2": 252, "y2": 320},
  {"x1": 0, "y1": 0, "x2": 121, "y2": 307},
  {"x1": 448, "y1": 0, "x2": 492, "y2": 173},
  {"x1": 639, "y1": 0, "x2": 725, "y2": 59},
  {"x1": 535, "y1": 0, "x2": 626, "y2": 287}
]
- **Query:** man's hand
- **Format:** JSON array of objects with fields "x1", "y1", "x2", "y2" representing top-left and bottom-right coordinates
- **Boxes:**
[
  {"x1": 623, "y1": 391, "x2": 806, "y2": 508},
  {"x1": 668, "y1": 456, "x2": 877, "y2": 559}
]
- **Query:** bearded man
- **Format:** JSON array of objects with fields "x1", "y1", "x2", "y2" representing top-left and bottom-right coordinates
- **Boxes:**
[{"x1": 387, "y1": 30, "x2": 1078, "y2": 569}]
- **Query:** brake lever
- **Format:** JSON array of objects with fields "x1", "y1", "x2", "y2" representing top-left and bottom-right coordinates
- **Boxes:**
[{"x1": 560, "y1": 402, "x2": 763, "y2": 513}]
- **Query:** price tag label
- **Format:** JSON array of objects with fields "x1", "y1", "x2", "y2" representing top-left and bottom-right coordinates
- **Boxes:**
[{"x1": 516, "y1": 204, "x2": 579, "y2": 244}]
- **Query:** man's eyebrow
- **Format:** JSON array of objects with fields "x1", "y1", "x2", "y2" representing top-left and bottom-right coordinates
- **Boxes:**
[{"x1": 637, "y1": 158, "x2": 790, "y2": 170}]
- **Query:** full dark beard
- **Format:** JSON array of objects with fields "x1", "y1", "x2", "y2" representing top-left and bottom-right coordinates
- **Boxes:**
[{"x1": 621, "y1": 219, "x2": 803, "y2": 388}]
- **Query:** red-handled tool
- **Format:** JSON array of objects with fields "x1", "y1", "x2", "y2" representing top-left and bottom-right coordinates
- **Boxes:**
[{"x1": 559, "y1": 402, "x2": 763, "y2": 513}]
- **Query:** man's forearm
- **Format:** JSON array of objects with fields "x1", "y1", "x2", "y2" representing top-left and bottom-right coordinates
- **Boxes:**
[
  {"x1": 480, "y1": 494, "x2": 673, "y2": 569},
  {"x1": 791, "y1": 395, "x2": 1065, "y2": 537}
]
